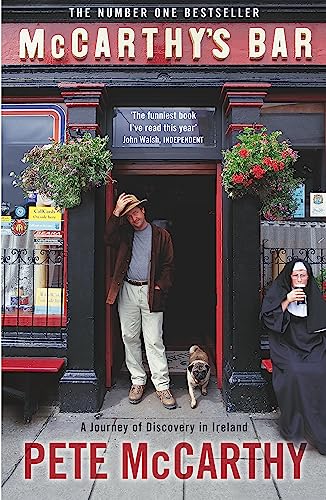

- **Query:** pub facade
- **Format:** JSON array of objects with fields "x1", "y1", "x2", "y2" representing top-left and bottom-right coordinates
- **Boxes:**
[{"x1": 2, "y1": 0, "x2": 326, "y2": 412}]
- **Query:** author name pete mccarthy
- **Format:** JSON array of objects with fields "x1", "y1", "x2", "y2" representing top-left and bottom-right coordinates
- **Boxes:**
[{"x1": 24, "y1": 441, "x2": 307, "y2": 480}]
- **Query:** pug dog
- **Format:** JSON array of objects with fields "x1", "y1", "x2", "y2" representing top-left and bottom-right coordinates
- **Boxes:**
[{"x1": 187, "y1": 345, "x2": 211, "y2": 409}]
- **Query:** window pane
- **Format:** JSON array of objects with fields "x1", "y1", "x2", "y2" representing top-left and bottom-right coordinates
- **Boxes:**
[
  {"x1": 261, "y1": 103, "x2": 324, "y2": 147},
  {"x1": 2, "y1": 115, "x2": 54, "y2": 208}
]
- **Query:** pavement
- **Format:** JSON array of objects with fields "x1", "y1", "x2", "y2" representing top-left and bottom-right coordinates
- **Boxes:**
[{"x1": 1, "y1": 373, "x2": 325, "y2": 500}]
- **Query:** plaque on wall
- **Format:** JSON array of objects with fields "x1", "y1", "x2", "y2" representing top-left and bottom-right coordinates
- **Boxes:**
[
  {"x1": 310, "y1": 193, "x2": 326, "y2": 217},
  {"x1": 113, "y1": 107, "x2": 216, "y2": 148}
]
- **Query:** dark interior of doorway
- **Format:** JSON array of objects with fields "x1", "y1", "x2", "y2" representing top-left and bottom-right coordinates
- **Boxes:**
[{"x1": 115, "y1": 174, "x2": 216, "y2": 355}]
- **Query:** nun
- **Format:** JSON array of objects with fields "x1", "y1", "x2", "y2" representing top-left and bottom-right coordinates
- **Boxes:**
[{"x1": 261, "y1": 259, "x2": 326, "y2": 455}]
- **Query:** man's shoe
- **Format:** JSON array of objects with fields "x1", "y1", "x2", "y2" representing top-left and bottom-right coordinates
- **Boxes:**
[
  {"x1": 156, "y1": 389, "x2": 176, "y2": 409},
  {"x1": 129, "y1": 385, "x2": 145, "y2": 404}
]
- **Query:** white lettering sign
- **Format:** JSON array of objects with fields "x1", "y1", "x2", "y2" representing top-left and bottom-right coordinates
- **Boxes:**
[
  {"x1": 19, "y1": 28, "x2": 44, "y2": 60},
  {"x1": 16, "y1": 25, "x2": 315, "y2": 64},
  {"x1": 113, "y1": 107, "x2": 215, "y2": 148}
]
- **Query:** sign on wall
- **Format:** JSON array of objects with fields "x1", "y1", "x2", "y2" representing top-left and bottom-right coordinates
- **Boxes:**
[
  {"x1": 113, "y1": 107, "x2": 216, "y2": 148},
  {"x1": 310, "y1": 193, "x2": 326, "y2": 217},
  {"x1": 2, "y1": 23, "x2": 326, "y2": 66}
]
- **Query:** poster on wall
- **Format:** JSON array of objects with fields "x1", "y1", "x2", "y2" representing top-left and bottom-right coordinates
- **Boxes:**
[{"x1": 310, "y1": 192, "x2": 326, "y2": 217}]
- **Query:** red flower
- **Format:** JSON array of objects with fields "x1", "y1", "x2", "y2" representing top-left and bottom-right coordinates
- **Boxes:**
[
  {"x1": 281, "y1": 151, "x2": 289, "y2": 158},
  {"x1": 271, "y1": 161, "x2": 279, "y2": 171},
  {"x1": 263, "y1": 156, "x2": 272, "y2": 166},
  {"x1": 278, "y1": 161, "x2": 285, "y2": 170},
  {"x1": 232, "y1": 173, "x2": 246, "y2": 184},
  {"x1": 244, "y1": 178, "x2": 254, "y2": 187},
  {"x1": 264, "y1": 210, "x2": 277, "y2": 221},
  {"x1": 239, "y1": 148, "x2": 249, "y2": 158},
  {"x1": 251, "y1": 165, "x2": 266, "y2": 179}
]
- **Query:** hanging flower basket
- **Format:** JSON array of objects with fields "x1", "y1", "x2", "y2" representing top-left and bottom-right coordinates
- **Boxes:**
[
  {"x1": 11, "y1": 133, "x2": 114, "y2": 210},
  {"x1": 221, "y1": 127, "x2": 303, "y2": 221}
]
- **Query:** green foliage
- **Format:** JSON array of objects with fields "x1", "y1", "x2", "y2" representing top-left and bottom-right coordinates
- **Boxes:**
[
  {"x1": 222, "y1": 127, "x2": 303, "y2": 220},
  {"x1": 12, "y1": 134, "x2": 113, "y2": 209},
  {"x1": 315, "y1": 268, "x2": 326, "y2": 294}
]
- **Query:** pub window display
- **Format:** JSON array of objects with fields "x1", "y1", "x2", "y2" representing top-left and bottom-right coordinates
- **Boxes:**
[{"x1": 1, "y1": 106, "x2": 66, "y2": 324}]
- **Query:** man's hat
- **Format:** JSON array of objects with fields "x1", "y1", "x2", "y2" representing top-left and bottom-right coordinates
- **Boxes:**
[{"x1": 120, "y1": 195, "x2": 147, "y2": 217}]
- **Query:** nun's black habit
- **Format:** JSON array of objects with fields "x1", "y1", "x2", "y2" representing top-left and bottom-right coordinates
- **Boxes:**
[{"x1": 261, "y1": 259, "x2": 326, "y2": 455}]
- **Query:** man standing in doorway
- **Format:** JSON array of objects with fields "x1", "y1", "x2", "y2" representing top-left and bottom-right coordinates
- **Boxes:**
[{"x1": 105, "y1": 193, "x2": 176, "y2": 409}]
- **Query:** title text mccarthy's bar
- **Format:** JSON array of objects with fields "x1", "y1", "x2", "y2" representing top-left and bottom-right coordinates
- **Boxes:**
[{"x1": 2, "y1": 23, "x2": 326, "y2": 65}]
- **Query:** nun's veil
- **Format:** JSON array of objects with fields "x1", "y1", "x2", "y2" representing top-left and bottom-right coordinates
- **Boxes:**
[{"x1": 261, "y1": 258, "x2": 326, "y2": 333}]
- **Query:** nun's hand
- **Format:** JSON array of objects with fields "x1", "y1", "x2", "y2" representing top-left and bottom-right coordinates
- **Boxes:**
[{"x1": 287, "y1": 289, "x2": 306, "y2": 303}]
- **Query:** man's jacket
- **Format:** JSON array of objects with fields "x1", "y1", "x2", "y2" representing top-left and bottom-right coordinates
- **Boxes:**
[{"x1": 105, "y1": 214, "x2": 174, "y2": 312}]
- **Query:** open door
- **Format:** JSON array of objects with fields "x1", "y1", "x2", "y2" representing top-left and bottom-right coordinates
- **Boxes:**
[
  {"x1": 216, "y1": 164, "x2": 223, "y2": 388},
  {"x1": 105, "y1": 162, "x2": 221, "y2": 387}
]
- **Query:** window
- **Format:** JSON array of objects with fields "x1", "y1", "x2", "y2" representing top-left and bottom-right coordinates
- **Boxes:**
[
  {"x1": 261, "y1": 102, "x2": 325, "y2": 220},
  {"x1": 1, "y1": 104, "x2": 67, "y2": 327},
  {"x1": 260, "y1": 101, "x2": 326, "y2": 294}
]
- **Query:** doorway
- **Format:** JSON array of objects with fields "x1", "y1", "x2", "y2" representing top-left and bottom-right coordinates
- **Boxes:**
[{"x1": 113, "y1": 173, "x2": 216, "y2": 356}]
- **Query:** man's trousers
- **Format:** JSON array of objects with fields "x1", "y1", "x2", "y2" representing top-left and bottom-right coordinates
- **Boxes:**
[{"x1": 118, "y1": 281, "x2": 170, "y2": 390}]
